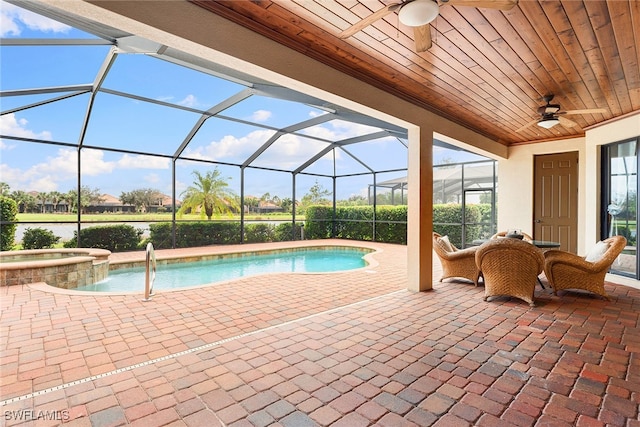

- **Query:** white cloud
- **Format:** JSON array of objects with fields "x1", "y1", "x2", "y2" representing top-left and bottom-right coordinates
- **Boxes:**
[
  {"x1": 0, "y1": 163, "x2": 24, "y2": 188},
  {"x1": 251, "y1": 110, "x2": 272, "y2": 122},
  {"x1": 0, "y1": 148, "x2": 175, "y2": 193},
  {"x1": 0, "y1": 113, "x2": 53, "y2": 140},
  {"x1": 177, "y1": 94, "x2": 199, "y2": 108},
  {"x1": 184, "y1": 129, "x2": 275, "y2": 162},
  {"x1": 28, "y1": 176, "x2": 59, "y2": 192},
  {"x1": 183, "y1": 127, "x2": 340, "y2": 170},
  {"x1": 116, "y1": 154, "x2": 170, "y2": 169},
  {"x1": 0, "y1": 8, "x2": 19, "y2": 36},
  {"x1": 302, "y1": 118, "x2": 384, "y2": 142},
  {"x1": 144, "y1": 173, "x2": 161, "y2": 185},
  {"x1": 0, "y1": 1, "x2": 71, "y2": 36},
  {"x1": 0, "y1": 139, "x2": 15, "y2": 150},
  {"x1": 0, "y1": 148, "x2": 79, "y2": 192}
]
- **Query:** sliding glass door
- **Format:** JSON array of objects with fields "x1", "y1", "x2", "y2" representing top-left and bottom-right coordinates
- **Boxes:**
[{"x1": 602, "y1": 138, "x2": 639, "y2": 278}]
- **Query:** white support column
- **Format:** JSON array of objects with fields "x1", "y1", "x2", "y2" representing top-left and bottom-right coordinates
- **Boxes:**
[{"x1": 407, "y1": 124, "x2": 434, "y2": 292}]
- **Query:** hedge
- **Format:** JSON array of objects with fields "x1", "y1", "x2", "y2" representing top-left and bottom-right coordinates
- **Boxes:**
[
  {"x1": 304, "y1": 205, "x2": 407, "y2": 244},
  {"x1": 147, "y1": 221, "x2": 305, "y2": 249},
  {"x1": 303, "y1": 203, "x2": 487, "y2": 246},
  {"x1": 34, "y1": 204, "x2": 489, "y2": 251},
  {"x1": 149, "y1": 222, "x2": 242, "y2": 249},
  {"x1": 0, "y1": 196, "x2": 18, "y2": 251},
  {"x1": 64, "y1": 224, "x2": 143, "y2": 252},
  {"x1": 432, "y1": 203, "x2": 484, "y2": 247}
]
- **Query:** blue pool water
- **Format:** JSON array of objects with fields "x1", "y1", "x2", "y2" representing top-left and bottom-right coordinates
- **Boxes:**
[{"x1": 77, "y1": 247, "x2": 370, "y2": 292}]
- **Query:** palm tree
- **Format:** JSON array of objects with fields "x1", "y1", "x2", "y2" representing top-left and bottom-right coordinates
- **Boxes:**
[
  {"x1": 178, "y1": 169, "x2": 239, "y2": 220},
  {"x1": 49, "y1": 191, "x2": 64, "y2": 213}
]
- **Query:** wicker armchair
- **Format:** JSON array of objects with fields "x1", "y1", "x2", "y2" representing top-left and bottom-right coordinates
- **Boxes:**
[
  {"x1": 433, "y1": 232, "x2": 480, "y2": 285},
  {"x1": 475, "y1": 238, "x2": 544, "y2": 306},
  {"x1": 543, "y1": 235, "x2": 627, "y2": 300},
  {"x1": 491, "y1": 230, "x2": 533, "y2": 242}
]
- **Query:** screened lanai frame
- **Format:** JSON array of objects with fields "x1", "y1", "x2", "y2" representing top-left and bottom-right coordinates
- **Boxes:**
[{"x1": 0, "y1": 1, "x2": 413, "y2": 247}]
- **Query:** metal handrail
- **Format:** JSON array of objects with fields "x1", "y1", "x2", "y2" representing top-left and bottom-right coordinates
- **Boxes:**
[{"x1": 143, "y1": 242, "x2": 156, "y2": 301}]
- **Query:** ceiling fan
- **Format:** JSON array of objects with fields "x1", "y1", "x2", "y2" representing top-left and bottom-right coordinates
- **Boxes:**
[
  {"x1": 515, "y1": 94, "x2": 608, "y2": 132},
  {"x1": 338, "y1": 0, "x2": 519, "y2": 52}
]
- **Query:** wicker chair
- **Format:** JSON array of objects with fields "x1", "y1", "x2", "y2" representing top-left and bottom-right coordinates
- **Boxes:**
[
  {"x1": 543, "y1": 235, "x2": 627, "y2": 300},
  {"x1": 433, "y1": 232, "x2": 480, "y2": 285},
  {"x1": 475, "y1": 238, "x2": 544, "y2": 306},
  {"x1": 490, "y1": 230, "x2": 533, "y2": 242}
]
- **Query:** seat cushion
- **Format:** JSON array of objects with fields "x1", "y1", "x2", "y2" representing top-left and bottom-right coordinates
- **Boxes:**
[
  {"x1": 585, "y1": 240, "x2": 609, "y2": 263},
  {"x1": 437, "y1": 235, "x2": 454, "y2": 252}
]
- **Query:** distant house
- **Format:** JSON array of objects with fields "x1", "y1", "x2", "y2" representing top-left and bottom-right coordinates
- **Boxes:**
[
  {"x1": 86, "y1": 194, "x2": 182, "y2": 213},
  {"x1": 86, "y1": 194, "x2": 135, "y2": 213},
  {"x1": 31, "y1": 192, "x2": 180, "y2": 214},
  {"x1": 256, "y1": 200, "x2": 284, "y2": 214}
]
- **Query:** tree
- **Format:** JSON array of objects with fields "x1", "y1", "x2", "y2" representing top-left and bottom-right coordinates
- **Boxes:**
[
  {"x1": 302, "y1": 181, "x2": 330, "y2": 204},
  {"x1": 9, "y1": 190, "x2": 37, "y2": 213},
  {"x1": 178, "y1": 169, "x2": 239, "y2": 220},
  {"x1": 48, "y1": 191, "x2": 65, "y2": 213},
  {"x1": 120, "y1": 188, "x2": 164, "y2": 213},
  {"x1": 299, "y1": 181, "x2": 331, "y2": 214},
  {"x1": 38, "y1": 191, "x2": 49, "y2": 213},
  {"x1": 0, "y1": 196, "x2": 18, "y2": 251},
  {"x1": 62, "y1": 191, "x2": 75, "y2": 213},
  {"x1": 337, "y1": 194, "x2": 367, "y2": 206},
  {"x1": 244, "y1": 196, "x2": 260, "y2": 213},
  {"x1": 66, "y1": 186, "x2": 102, "y2": 214},
  {"x1": 0, "y1": 182, "x2": 10, "y2": 197},
  {"x1": 280, "y1": 197, "x2": 293, "y2": 213}
]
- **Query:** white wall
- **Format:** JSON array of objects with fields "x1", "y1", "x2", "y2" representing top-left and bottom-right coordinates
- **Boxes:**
[
  {"x1": 500, "y1": 112, "x2": 640, "y2": 256},
  {"x1": 499, "y1": 137, "x2": 586, "y2": 252}
]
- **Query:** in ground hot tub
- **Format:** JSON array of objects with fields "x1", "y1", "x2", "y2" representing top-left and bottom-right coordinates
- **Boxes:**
[{"x1": 0, "y1": 248, "x2": 111, "y2": 288}]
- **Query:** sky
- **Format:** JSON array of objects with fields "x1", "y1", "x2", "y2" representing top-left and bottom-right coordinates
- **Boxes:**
[{"x1": 0, "y1": 1, "x2": 487, "y2": 202}]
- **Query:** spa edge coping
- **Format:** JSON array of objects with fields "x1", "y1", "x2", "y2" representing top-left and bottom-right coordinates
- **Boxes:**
[{"x1": 0, "y1": 248, "x2": 112, "y2": 270}]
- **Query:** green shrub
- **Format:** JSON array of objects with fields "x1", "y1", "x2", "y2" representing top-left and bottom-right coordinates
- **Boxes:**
[
  {"x1": 0, "y1": 196, "x2": 18, "y2": 251},
  {"x1": 616, "y1": 225, "x2": 636, "y2": 246},
  {"x1": 304, "y1": 205, "x2": 407, "y2": 244},
  {"x1": 335, "y1": 206, "x2": 374, "y2": 241},
  {"x1": 433, "y1": 203, "x2": 482, "y2": 247},
  {"x1": 274, "y1": 222, "x2": 303, "y2": 241},
  {"x1": 304, "y1": 206, "x2": 334, "y2": 239},
  {"x1": 476, "y1": 203, "x2": 494, "y2": 223},
  {"x1": 149, "y1": 221, "x2": 242, "y2": 249},
  {"x1": 375, "y1": 205, "x2": 408, "y2": 244},
  {"x1": 22, "y1": 227, "x2": 60, "y2": 249},
  {"x1": 64, "y1": 224, "x2": 142, "y2": 252},
  {"x1": 244, "y1": 223, "x2": 276, "y2": 243}
]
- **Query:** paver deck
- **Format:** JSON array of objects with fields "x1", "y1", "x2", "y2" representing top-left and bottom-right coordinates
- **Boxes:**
[{"x1": 1, "y1": 239, "x2": 639, "y2": 426}]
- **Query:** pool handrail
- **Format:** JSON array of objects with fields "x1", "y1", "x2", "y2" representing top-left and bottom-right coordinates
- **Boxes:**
[{"x1": 143, "y1": 242, "x2": 156, "y2": 301}]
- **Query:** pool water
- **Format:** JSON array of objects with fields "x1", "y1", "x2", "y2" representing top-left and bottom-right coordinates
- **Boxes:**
[{"x1": 77, "y1": 247, "x2": 369, "y2": 292}]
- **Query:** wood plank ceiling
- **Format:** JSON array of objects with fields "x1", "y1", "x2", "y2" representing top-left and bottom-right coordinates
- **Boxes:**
[{"x1": 192, "y1": 0, "x2": 639, "y2": 146}]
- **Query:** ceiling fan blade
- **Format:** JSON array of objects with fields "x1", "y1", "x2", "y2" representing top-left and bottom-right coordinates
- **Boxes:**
[
  {"x1": 446, "y1": 0, "x2": 519, "y2": 11},
  {"x1": 515, "y1": 119, "x2": 538, "y2": 133},
  {"x1": 338, "y1": 3, "x2": 402, "y2": 39},
  {"x1": 562, "y1": 108, "x2": 607, "y2": 115},
  {"x1": 558, "y1": 116, "x2": 578, "y2": 128},
  {"x1": 413, "y1": 24, "x2": 432, "y2": 52}
]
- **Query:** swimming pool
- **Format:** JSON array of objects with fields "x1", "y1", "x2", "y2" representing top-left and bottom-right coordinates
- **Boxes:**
[{"x1": 76, "y1": 247, "x2": 371, "y2": 292}]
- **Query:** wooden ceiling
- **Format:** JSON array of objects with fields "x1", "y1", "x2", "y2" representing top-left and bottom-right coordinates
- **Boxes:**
[{"x1": 192, "y1": 0, "x2": 639, "y2": 146}]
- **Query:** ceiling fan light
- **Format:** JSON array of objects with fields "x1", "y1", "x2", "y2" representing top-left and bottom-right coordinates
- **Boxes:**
[
  {"x1": 537, "y1": 117, "x2": 560, "y2": 129},
  {"x1": 398, "y1": 0, "x2": 439, "y2": 27}
]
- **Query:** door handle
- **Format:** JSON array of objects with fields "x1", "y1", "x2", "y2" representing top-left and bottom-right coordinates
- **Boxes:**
[{"x1": 534, "y1": 219, "x2": 542, "y2": 223}]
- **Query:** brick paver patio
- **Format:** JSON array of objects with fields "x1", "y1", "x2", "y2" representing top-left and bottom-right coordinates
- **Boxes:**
[{"x1": 1, "y1": 239, "x2": 639, "y2": 426}]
